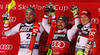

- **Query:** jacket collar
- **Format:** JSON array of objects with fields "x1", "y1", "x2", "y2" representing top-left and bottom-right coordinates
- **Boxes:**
[
  {"x1": 81, "y1": 22, "x2": 91, "y2": 31},
  {"x1": 56, "y1": 28, "x2": 67, "y2": 33}
]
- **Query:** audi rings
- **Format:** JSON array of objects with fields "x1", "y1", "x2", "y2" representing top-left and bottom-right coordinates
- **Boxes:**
[
  {"x1": 52, "y1": 41, "x2": 65, "y2": 48},
  {"x1": 9, "y1": 16, "x2": 16, "y2": 22},
  {"x1": 91, "y1": 18, "x2": 99, "y2": 24},
  {"x1": 0, "y1": 44, "x2": 13, "y2": 50}
]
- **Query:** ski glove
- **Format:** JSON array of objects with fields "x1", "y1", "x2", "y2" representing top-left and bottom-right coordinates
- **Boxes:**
[
  {"x1": 77, "y1": 50, "x2": 84, "y2": 55},
  {"x1": 44, "y1": 8, "x2": 51, "y2": 16},
  {"x1": 2, "y1": 12, "x2": 10, "y2": 24},
  {"x1": 45, "y1": 2, "x2": 55, "y2": 16},
  {"x1": 70, "y1": 5, "x2": 79, "y2": 15}
]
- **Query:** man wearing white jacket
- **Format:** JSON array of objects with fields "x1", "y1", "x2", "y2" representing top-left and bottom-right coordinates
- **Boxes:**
[{"x1": 3, "y1": 7, "x2": 44, "y2": 55}]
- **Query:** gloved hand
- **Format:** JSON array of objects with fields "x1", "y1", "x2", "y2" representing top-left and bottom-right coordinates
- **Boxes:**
[
  {"x1": 77, "y1": 50, "x2": 84, "y2": 55},
  {"x1": 2, "y1": 12, "x2": 10, "y2": 24},
  {"x1": 45, "y1": 2, "x2": 55, "y2": 16},
  {"x1": 44, "y1": 49, "x2": 53, "y2": 55},
  {"x1": 44, "y1": 8, "x2": 51, "y2": 16},
  {"x1": 70, "y1": 5, "x2": 79, "y2": 15},
  {"x1": 51, "y1": 12, "x2": 55, "y2": 16}
]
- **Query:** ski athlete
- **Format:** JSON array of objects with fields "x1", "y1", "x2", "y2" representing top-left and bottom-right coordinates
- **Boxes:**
[
  {"x1": 3, "y1": 7, "x2": 44, "y2": 55},
  {"x1": 75, "y1": 9, "x2": 98, "y2": 55},
  {"x1": 42, "y1": 5, "x2": 80, "y2": 55}
]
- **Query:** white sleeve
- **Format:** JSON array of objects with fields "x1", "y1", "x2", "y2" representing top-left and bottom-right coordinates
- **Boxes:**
[
  {"x1": 38, "y1": 23, "x2": 44, "y2": 33},
  {"x1": 42, "y1": 18, "x2": 51, "y2": 34},
  {"x1": 5, "y1": 23, "x2": 21, "y2": 36},
  {"x1": 67, "y1": 15, "x2": 80, "y2": 41},
  {"x1": 42, "y1": 14, "x2": 56, "y2": 34}
]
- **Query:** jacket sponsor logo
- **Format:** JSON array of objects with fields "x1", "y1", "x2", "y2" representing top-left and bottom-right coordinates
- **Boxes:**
[
  {"x1": 0, "y1": 44, "x2": 13, "y2": 50},
  {"x1": 39, "y1": 46, "x2": 45, "y2": 51},
  {"x1": 52, "y1": 41, "x2": 65, "y2": 48},
  {"x1": 20, "y1": 27, "x2": 33, "y2": 31},
  {"x1": 68, "y1": 47, "x2": 74, "y2": 53},
  {"x1": 53, "y1": 34, "x2": 65, "y2": 39}
]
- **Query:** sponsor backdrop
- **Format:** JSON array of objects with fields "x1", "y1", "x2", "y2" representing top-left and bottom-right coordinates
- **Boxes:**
[{"x1": 0, "y1": 0, "x2": 100, "y2": 55}]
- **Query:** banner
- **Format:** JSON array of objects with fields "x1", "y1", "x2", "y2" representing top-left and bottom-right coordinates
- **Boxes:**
[{"x1": 0, "y1": 1, "x2": 100, "y2": 55}]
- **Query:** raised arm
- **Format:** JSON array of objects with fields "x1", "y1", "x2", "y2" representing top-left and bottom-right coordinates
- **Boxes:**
[
  {"x1": 2, "y1": 12, "x2": 20, "y2": 36},
  {"x1": 67, "y1": 5, "x2": 80, "y2": 41},
  {"x1": 4, "y1": 23, "x2": 20, "y2": 36},
  {"x1": 42, "y1": 14, "x2": 56, "y2": 34},
  {"x1": 42, "y1": 2, "x2": 56, "y2": 34}
]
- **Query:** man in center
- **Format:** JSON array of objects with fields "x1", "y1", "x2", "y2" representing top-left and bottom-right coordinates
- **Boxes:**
[{"x1": 42, "y1": 5, "x2": 80, "y2": 55}]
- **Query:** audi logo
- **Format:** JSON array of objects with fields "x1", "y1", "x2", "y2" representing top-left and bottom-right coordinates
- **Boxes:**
[
  {"x1": 68, "y1": 47, "x2": 74, "y2": 53},
  {"x1": 91, "y1": 18, "x2": 99, "y2": 24},
  {"x1": 1, "y1": 30, "x2": 5, "y2": 36},
  {"x1": 39, "y1": 46, "x2": 45, "y2": 51},
  {"x1": 9, "y1": 16, "x2": 16, "y2": 22},
  {"x1": 0, "y1": 44, "x2": 13, "y2": 50},
  {"x1": 52, "y1": 41, "x2": 65, "y2": 48}
]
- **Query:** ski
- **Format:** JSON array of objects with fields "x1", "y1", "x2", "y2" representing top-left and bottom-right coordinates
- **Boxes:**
[
  {"x1": 44, "y1": 21, "x2": 56, "y2": 55},
  {"x1": 84, "y1": 23, "x2": 97, "y2": 55},
  {"x1": 28, "y1": 22, "x2": 39, "y2": 55}
]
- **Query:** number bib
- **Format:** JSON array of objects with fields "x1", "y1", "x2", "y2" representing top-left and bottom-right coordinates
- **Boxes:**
[
  {"x1": 76, "y1": 24, "x2": 91, "y2": 49},
  {"x1": 19, "y1": 23, "x2": 33, "y2": 48},
  {"x1": 76, "y1": 36, "x2": 88, "y2": 49}
]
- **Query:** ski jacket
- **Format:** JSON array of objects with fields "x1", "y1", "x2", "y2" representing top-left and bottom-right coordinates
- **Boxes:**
[
  {"x1": 76, "y1": 23, "x2": 91, "y2": 49},
  {"x1": 76, "y1": 23, "x2": 98, "y2": 55},
  {"x1": 42, "y1": 14, "x2": 80, "y2": 55},
  {"x1": 4, "y1": 21, "x2": 44, "y2": 49}
]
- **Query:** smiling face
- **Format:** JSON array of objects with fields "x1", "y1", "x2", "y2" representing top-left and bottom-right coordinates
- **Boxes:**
[
  {"x1": 25, "y1": 13, "x2": 35, "y2": 22},
  {"x1": 57, "y1": 20, "x2": 66, "y2": 30},
  {"x1": 80, "y1": 15, "x2": 90, "y2": 25}
]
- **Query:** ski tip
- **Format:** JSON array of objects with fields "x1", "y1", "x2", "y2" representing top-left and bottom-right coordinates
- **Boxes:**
[
  {"x1": 51, "y1": 21, "x2": 56, "y2": 27},
  {"x1": 27, "y1": 50, "x2": 32, "y2": 55}
]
